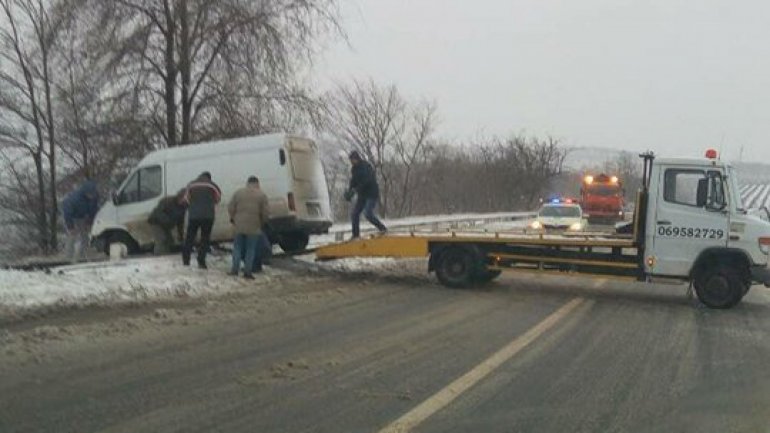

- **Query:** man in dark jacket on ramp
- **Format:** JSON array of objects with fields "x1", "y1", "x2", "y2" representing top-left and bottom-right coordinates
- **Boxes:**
[
  {"x1": 182, "y1": 172, "x2": 221, "y2": 268},
  {"x1": 345, "y1": 151, "x2": 387, "y2": 239}
]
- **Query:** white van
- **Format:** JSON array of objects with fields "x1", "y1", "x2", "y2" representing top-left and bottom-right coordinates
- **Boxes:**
[{"x1": 91, "y1": 133, "x2": 333, "y2": 253}]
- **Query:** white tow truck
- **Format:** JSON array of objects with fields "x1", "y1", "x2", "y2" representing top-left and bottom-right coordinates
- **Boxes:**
[{"x1": 317, "y1": 150, "x2": 770, "y2": 309}]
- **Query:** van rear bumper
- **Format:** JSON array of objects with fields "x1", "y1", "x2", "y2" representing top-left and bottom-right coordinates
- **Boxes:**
[{"x1": 750, "y1": 265, "x2": 770, "y2": 288}]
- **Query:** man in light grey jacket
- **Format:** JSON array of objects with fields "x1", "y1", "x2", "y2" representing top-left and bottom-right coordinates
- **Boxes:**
[{"x1": 228, "y1": 176, "x2": 269, "y2": 279}]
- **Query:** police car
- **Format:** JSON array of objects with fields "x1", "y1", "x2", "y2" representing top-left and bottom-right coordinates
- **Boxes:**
[{"x1": 530, "y1": 199, "x2": 586, "y2": 231}]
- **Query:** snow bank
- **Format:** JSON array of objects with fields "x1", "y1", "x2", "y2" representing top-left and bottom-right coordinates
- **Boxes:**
[
  {"x1": 0, "y1": 212, "x2": 533, "y2": 314},
  {"x1": 311, "y1": 213, "x2": 532, "y2": 246},
  {"x1": 327, "y1": 211, "x2": 534, "y2": 234},
  {"x1": 0, "y1": 255, "x2": 284, "y2": 312}
]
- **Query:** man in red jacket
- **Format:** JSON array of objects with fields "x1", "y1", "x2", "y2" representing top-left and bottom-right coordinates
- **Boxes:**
[{"x1": 182, "y1": 172, "x2": 221, "y2": 268}]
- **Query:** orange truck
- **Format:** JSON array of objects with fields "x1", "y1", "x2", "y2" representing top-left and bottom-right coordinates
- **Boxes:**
[{"x1": 580, "y1": 173, "x2": 625, "y2": 224}]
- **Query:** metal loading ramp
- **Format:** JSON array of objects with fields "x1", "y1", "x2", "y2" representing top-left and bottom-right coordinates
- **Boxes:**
[
  {"x1": 315, "y1": 231, "x2": 637, "y2": 259},
  {"x1": 315, "y1": 234, "x2": 430, "y2": 260}
]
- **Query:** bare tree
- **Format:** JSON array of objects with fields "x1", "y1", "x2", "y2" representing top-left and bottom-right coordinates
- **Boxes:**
[
  {"x1": 322, "y1": 80, "x2": 438, "y2": 217},
  {"x1": 54, "y1": 4, "x2": 152, "y2": 184},
  {"x1": 603, "y1": 151, "x2": 642, "y2": 201},
  {"x1": 109, "y1": 0, "x2": 341, "y2": 147},
  {"x1": 0, "y1": 0, "x2": 70, "y2": 251},
  {"x1": 410, "y1": 136, "x2": 567, "y2": 215}
]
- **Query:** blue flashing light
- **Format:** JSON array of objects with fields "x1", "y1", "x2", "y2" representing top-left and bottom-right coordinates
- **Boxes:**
[{"x1": 551, "y1": 198, "x2": 560, "y2": 203}]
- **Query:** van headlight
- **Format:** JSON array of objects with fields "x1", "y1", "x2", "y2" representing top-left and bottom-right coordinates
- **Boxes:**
[
  {"x1": 531, "y1": 220, "x2": 542, "y2": 229},
  {"x1": 569, "y1": 222, "x2": 583, "y2": 231}
]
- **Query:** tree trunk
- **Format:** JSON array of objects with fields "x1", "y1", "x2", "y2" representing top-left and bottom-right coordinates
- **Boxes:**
[
  {"x1": 42, "y1": 34, "x2": 58, "y2": 251},
  {"x1": 163, "y1": 0, "x2": 177, "y2": 147},
  {"x1": 33, "y1": 152, "x2": 49, "y2": 251},
  {"x1": 179, "y1": 0, "x2": 192, "y2": 145}
]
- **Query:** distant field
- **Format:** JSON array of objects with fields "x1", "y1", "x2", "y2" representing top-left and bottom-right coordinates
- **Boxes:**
[{"x1": 740, "y1": 184, "x2": 770, "y2": 209}]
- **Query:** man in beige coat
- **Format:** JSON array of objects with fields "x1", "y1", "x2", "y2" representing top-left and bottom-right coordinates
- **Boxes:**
[{"x1": 228, "y1": 176, "x2": 269, "y2": 279}]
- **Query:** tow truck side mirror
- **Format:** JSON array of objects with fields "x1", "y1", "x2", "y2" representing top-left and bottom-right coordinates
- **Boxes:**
[
  {"x1": 111, "y1": 191, "x2": 119, "y2": 205},
  {"x1": 696, "y1": 178, "x2": 708, "y2": 207}
]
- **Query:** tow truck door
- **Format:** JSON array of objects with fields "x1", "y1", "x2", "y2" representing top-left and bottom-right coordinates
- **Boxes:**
[{"x1": 649, "y1": 165, "x2": 729, "y2": 277}]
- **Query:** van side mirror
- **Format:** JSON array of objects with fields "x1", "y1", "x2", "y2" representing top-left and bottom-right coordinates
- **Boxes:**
[
  {"x1": 112, "y1": 191, "x2": 119, "y2": 205},
  {"x1": 696, "y1": 178, "x2": 708, "y2": 207}
]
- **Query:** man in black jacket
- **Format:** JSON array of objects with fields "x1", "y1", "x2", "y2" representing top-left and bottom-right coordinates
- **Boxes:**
[
  {"x1": 182, "y1": 171, "x2": 222, "y2": 268},
  {"x1": 345, "y1": 151, "x2": 387, "y2": 238}
]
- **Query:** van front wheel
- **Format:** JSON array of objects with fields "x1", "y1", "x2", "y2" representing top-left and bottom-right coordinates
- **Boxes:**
[
  {"x1": 103, "y1": 232, "x2": 139, "y2": 256},
  {"x1": 278, "y1": 231, "x2": 309, "y2": 253}
]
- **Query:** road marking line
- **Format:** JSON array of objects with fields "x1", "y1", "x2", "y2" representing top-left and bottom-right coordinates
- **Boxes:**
[{"x1": 376, "y1": 297, "x2": 585, "y2": 433}]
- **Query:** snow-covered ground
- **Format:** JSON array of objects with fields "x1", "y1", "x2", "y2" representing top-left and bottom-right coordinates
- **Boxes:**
[
  {"x1": 0, "y1": 255, "x2": 290, "y2": 316},
  {"x1": 0, "y1": 212, "x2": 532, "y2": 317},
  {"x1": 741, "y1": 184, "x2": 770, "y2": 210},
  {"x1": 328, "y1": 211, "x2": 533, "y2": 233},
  {"x1": 312, "y1": 212, "x2": 533, "y2": 247}
]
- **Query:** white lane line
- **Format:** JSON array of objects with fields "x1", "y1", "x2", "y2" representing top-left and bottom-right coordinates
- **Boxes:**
[{"x1": 376, "y1": 297, "x2": 585, "y2": 433}]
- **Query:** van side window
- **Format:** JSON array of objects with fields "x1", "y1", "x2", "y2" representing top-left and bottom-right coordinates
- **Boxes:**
[
  {"x1": 117, "y1": 165, "x2": 162, "y2": 205},
  {"x1": 663, "y1": 169, "x2": 704, "y2": 207}
]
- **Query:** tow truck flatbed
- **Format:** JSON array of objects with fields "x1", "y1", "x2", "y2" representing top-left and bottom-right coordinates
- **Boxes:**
[{"x1": 316, "y1": 229, "x2": 642, "y2": 286}]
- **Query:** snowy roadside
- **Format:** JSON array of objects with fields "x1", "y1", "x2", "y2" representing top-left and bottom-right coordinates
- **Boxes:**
[
  {"x1": 0, "y1": 255, "x2": 290, "y2": 319},
  {"x1": 326, "y1": 211, "x2": 534, "y2": 234},
  {"x1": 311, "y1": 215, "x2": 532, "y2": 247},
  {"x1": 0, "y1": 215, "x2": 530, "y2": 319}
]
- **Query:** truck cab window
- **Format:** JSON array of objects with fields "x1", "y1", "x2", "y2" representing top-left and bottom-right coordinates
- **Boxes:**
[
  {"x1": 663, "y1": 169, "x2": 704, "y2": 207},
  {"x1": 117, "y1": 165, "x2": 162, "y2": 205}
]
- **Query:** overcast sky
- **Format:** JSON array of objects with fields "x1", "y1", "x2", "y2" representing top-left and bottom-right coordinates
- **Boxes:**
[{"x1": 316, "y1": 0, "x2": 770, "y2": 161}]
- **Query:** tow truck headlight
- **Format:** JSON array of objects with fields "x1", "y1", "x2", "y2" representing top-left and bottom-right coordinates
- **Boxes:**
[
  {"x1": 568, "y1": 222, "x2": 583, "y2": 231},
  {"x1": 759, "y1": 237, "x2": 770, "y2": 254},
  {"x1": 531, "y1": 220, "x2": 542, "y2": 229}
]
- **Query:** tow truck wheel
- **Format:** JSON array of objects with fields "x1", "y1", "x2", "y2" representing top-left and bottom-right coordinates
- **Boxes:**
[
  {"x1": 435, "y1": 247, "x2": 477, "y2": 288},
  {"x1": 741, "y1": 283, "x2": 751, "y2": 299},
  {"x1": 694, "y1": 265, "x2": 744, "y2": 309},
  {"x1": 474, "y1": 269, "x2": 502, "y2": 284}
]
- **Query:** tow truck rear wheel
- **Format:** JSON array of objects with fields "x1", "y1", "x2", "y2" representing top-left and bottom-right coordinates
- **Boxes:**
[
  {"x1": 694, "y1": 265, "x2": 744, "y2": 309},
  {"x1": 474, "y1": 269, "x2": 502, "y2": 284},
  {"x1": 435, "y1": 246, "x2": 478, "y2": 288}
]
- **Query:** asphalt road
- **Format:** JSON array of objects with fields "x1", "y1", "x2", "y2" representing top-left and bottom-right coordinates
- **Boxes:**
[{"x1": 2, "y1": 263, "x2": 770, "y2": 433}]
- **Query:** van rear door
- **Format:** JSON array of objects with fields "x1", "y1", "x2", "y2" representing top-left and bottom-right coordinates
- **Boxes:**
[{"x1": 286, "y1": 138, "x2": 332, "y2": 222}]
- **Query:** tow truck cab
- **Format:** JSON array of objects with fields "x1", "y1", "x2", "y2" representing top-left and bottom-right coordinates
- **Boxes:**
[{"x1": 643, "y1": 151, "x2": 770, "y2": 306}]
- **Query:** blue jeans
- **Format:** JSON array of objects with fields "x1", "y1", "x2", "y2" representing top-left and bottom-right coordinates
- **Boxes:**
[
  {"x1": 351, "y1": 198, "x2": 387, "y2": 238},
  {"x1": 231, "y1": 234, "x2": 260, "y2": 275}
]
